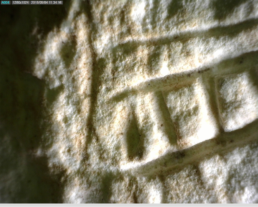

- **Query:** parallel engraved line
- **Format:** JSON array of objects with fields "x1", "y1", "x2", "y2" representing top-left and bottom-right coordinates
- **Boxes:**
[
  {"x1": 112, "y1": 17, "x2": 258, "y2": 50},
  {"x1": 125, "y1": 119, "x2": 258, "y2": 176}
]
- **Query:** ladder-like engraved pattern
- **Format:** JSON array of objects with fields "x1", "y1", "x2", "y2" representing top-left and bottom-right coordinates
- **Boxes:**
[
  {"x1": 111, "y1": 63, "x2": 258, "y2": 175},
  {"x1": 216, "y1": 71, "x2": 258, "y2": 132}
]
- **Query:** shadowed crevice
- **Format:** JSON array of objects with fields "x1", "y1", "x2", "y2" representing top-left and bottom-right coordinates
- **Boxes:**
[
  {"x1": 212, "y1": 0, "x2": 249, "y2": 21},
  {"x1": 125, "y1": 111, "x2": 145, "y2": 161},
  {"x1": 0, "y1": 66, "x2": 66, "y2": 203},
  {"x1": 158, "y1": 175, "x2": 168, "y2": 203},
  {"x1": 154, "y1": 91, "x2": 177, "y2": 145},
  {"x1": 81, "y1": 0, "x2": 106, "y2": 158},
  {"x1": 99, "y1": 171, "x2": 115, "y2": 203},
  {"x1": 0, "y1": 3, "x2": 71, "y2": 203},
  {"x1": 167, "y1": 0, "x2": 183, "y2": 19},
  {"x1": 45, "y1": 85, "x2": 64, "y2": 106},
  {"x1": 60, "y1": 38, "x2": 77, "y2": 68}
]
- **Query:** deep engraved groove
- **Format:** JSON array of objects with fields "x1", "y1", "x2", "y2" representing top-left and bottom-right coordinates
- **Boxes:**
[
  {"x1": 112, "y1": 17, "x2": 258, "y2": 50},
  {"x1": 109, "y1": 49, "x2": 258, "y2": 104},
  {"x1": 154, "y1": 91, "x2": 177, "y2": 145},
  {"x1": 202, "y1": 75, "x2": 224, "y2": 135},
  {"x1": 128, "y1": 119, "x2": 258, "y2": 176},
  {"x1": 83, "y1": 0, "x2": 102, "y2": 155},
  {"x1": 125, "y1": 110, "x2": 144, "y2": 161}
]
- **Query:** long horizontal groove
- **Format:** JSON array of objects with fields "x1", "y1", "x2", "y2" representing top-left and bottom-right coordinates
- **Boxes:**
[
  {"x1": 108, "y1": 49, "x2": 258, "y2": 103},
  {"x1": 109, "y1": 68, "x2": 203, "y2": 102},
  {"x1": 125, "y1": 119, "x2": 258, "y2": 177},
  {"x1": 111, "y1": 17, "x2": 258, "y2": 50}
]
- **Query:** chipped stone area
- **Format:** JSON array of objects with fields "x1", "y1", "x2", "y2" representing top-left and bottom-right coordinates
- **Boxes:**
[{"x1": 1, "y1": 0, "x2": 258, "y2": 203}]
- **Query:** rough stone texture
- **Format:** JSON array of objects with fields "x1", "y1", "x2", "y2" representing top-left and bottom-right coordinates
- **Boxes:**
[{"x1": 0, "y1": 0, "x2": 258, "y2": 203}]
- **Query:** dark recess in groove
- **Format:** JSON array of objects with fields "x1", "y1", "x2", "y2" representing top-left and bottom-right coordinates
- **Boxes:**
[
  {"x1": 201, "y1": 75, "x2": 224, "y2": 135},
  {"x1": 212, "y1": 0, "x2": 249, "y2": 21},
  {"x1": 125, "y1": 110, "x2": 145, "y2": 161},
  {"x1": 82, "y1": 0, "x2": 105, "y2": 156},
  {"x1": 155, "y1": 91, "x2": 177, "y2": 145}
]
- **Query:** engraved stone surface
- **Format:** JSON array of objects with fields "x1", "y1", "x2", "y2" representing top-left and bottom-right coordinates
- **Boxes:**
[
  {"x1": 1, "y1": 0, "x2": 258, "y2": 203},
  {"x1": 216, "y1": 71, "x2": 258, "y2": 132},
  {"x1": 163, "y1": 78, "x2": 218, "y2": 148}
]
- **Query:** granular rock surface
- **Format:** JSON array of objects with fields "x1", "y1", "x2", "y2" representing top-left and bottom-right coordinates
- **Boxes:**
[{"x1": 1, "y1": 0, "x2": 258, "y2": 203}]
